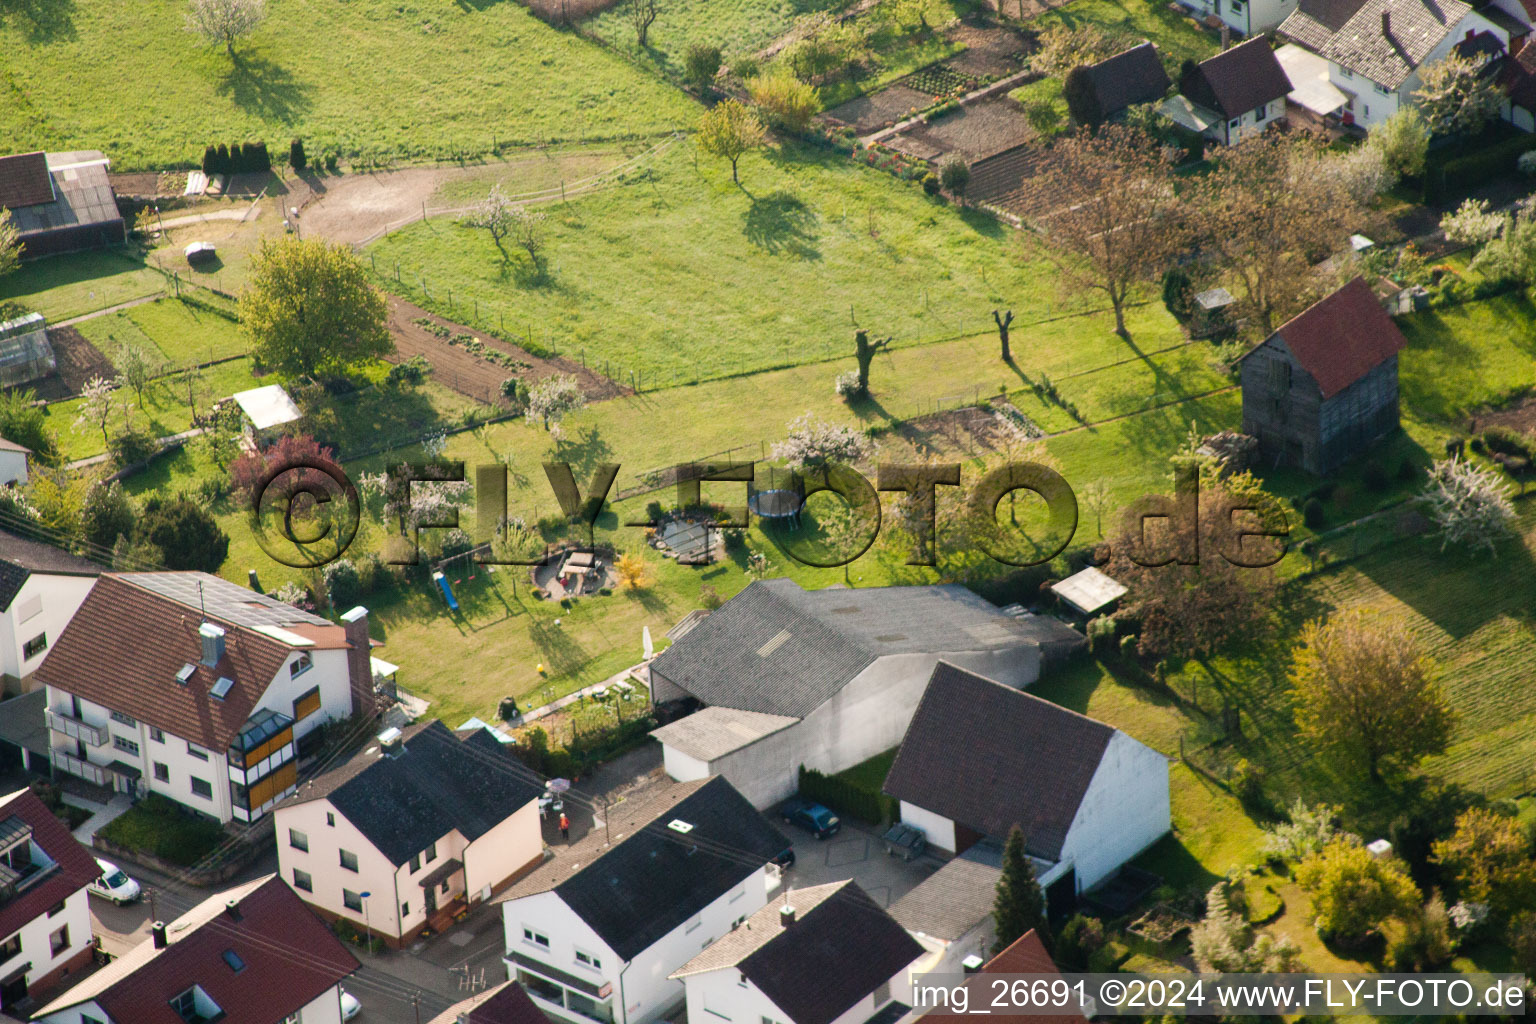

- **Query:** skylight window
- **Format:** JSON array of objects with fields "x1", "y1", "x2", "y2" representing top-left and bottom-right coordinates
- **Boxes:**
[
  {"x1": 176, "y1": 664, "x2": 197, "y2": 685},
  {"x1": 210, "y1": 677, "x2": 235, "y2": 701},
  {"x1": 221, "y1": 949, "x2": 245, "y2": 972},
  {"x1": 667, "y1": 819, "x2": 695, "y2": 834}
]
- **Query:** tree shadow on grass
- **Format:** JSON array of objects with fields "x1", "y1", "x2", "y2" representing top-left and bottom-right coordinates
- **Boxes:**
[
  {"x1": 742, "y1": 191, "x2": 822, "y2": 260},
  {"x1": 0, "y1": 0, "x2": 75, "y2": 42},
  {"x1": 217, "y1": 52, "x2": 312, "y2": 122},
  {"x1": 528, "y1": 614, "x2": 590, "y2": 677}
]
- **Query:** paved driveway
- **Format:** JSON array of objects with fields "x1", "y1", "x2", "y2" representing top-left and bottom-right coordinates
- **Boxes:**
[{"x1": 775, "y1": 818, "x2": 943, "y2": 908}]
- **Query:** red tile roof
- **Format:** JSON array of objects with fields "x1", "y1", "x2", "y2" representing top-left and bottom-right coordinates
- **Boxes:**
[
  {"x1": 0, "y1": 152, "x2": 55, "y2": 209},
  {"x1": 922, "y1": 931, "x2": 1085, "y2": 1024},
  {"x1": 0, "y1": 788, "x2": 100, "y2": 941},
  {"x1": 1502, "y1": 35, "x2": 1536, "y2": 110},
  {"x1": 1250, "y1": 276, "x2": 1408, "y2": 399},
  {"x1": 32, "y1": 573, "x2": 351, "y2": 751},
  {"x1": 35, "y1": 875, "x2": 359, "y2": 1023}
]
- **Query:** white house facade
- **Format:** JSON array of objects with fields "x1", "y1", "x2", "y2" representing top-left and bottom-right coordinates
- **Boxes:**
[
  {"x1": 0, "y1": 536, "x2": 101, "y2": 697},
  {"x1": 0, "y1": 440, "x2": 27, "y2": 488},
  {"x1": 1174, "y1": 0, "x2": 1300, "y2": 39}
]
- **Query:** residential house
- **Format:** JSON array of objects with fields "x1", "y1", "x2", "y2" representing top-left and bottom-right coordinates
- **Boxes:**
[
  {"x1": 1162, "y1": 38, "x2": 1294, "y2": 145},
  {"x1": 888, "y1": 840, "x2": 1003, "y2": 982},
  {"x1": 1501, "y1": 35, "x2": 1536, "y2": 129},
  {"x1": 0, "y1": 152, "x2": 125, "y2": 260},
  {"x1": 0, "y1": 788, "x2": 99, "y2": 1015},
  {"x1": 31, "y1": 874, "x2": 360, "y2": 1024},
  {"x1": 648, "y1": 578, "x2": 1083, "y2": 809},
  {"x1": 0, "y1": 531, "x2": 102, "y2": 697},
  {"x1": 1236, "y1": 276, "x2": 1408, "y2": 475},
  {"x1": 883, "y1": 663, "x2": 1170, "y2": 900},
  {"x1": 920, "y1": 929, "x2": 1084, "y2": 1023},
  {"x1": 35, "y1": 572, "x2": 378, "y2": 822},
  {"x1": 0, "y1": 439, "x2": 27, "y2": 488},
  {"x1": 1173, "y1": 0, "x2": 1302, "y2": 39},
  {"x1": 427, "y1": 980, "x2": 547, "y2": 1024},
  {"x1": 1072, "y1": 42, "x2": 1171, "y2": 121},
  {"x1": 671, "y1": 880, "x2": 923, "y2": 1024},
  {"x1": 276, "y1": 719, "x2": 545, "y2": 946},
  {"x1": 494, "y1": 777, "x2": 790, "y2": 1024},
  {"x1": 1278, "y1": 0, "x2": 1515, "y2": 129}
]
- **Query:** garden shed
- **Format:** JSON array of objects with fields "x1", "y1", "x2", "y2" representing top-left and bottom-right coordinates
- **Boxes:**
[
  {"x1": 1050, "y1": 566, "x2": 1127, "y2": 618},
  {"x1": 0, "y1": 151, "x2": 125, "y2": 258},
  {"x1": 232, "y1": 384, "x2": 303, "y2": 443}
]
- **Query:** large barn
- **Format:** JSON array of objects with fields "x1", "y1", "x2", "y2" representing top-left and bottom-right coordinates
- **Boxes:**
[
  {"x1": 0, "y1": 151, "x2": 126, "y2": 258},
  {"x1": 1237, "y1": 276, "x2": 1408, "y2": 476}
]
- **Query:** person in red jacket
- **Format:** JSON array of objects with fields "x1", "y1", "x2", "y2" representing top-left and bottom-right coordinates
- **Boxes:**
[{"x1": 559, "y1": 812, "x2": 570, "y2": 842}]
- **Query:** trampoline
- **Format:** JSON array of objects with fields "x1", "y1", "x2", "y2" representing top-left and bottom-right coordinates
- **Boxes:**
[{"x1": 749, "y1": 489, "x2": 804, "y2": 527}]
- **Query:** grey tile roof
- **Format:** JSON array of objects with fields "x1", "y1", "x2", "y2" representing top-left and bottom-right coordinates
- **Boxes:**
[
  {"x1": 495, "y1": 777, "x2": 789, "y2": 962},
  {"x1": 649, "y1": 579, "x2": 1052, "y2": 718},
  {"x1": 889, "y1": 842, "x2": 1004, "y2": 942},
  {"x1": 1181, "y1": 38, "x2": 1294, "y2": 119},
  {"x1": 1280, "y1": 0, "x2": 1372, "y2": 49},
  {"x1": 1321, "y1": 0, "x2": 1473, "y2": 88},
  {"x1": 883, "y1": 663, "x2": 1119, "y2": 860},
  {"x1": 650, "y1": 706, "x2": 801, "y2": 761},
  {"x1": 7, "y1": 152, "x2": 123, "y2": 239},
  {"x1": 673, "y1": 881, "x2": 923, "y2": 1024},
  {"x1": 285, "y1": 720, "x2": 544, "y2": 865},
  {"x1": 1084, "y1": 42, "x2": 1172, "y2": 117}
]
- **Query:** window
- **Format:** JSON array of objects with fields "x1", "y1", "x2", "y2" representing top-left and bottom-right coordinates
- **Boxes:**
[
  {"x1": 110, "y1": 710, "x2": 136, "y2": 727},
  {"x1": 343, "y1": 889, "x2": 363, "y2": 912},
  {"x1": 293, "y1": 685, "x2": 321, "y2": 721},
  {"x1": 190, "y1": 776, "x2": 212, "y2": 799},
  {"x1": 222, "y1": 949, "x2": 246, "y2": 972},
  {"x1": 425, "y1": 842, "x2": 437, "y2": 862},
  {"x1": 738, "y1": 970, "x2": 748, "y2": 988},
  {"x1": 289, "y1": 828, "x2": 309, "y2": 852},
  {"x1": 522, "y1": 926, "x2": 550, "y2": 948},
  {"x1": 187, "y1": 742, "x2": 209, "y2": 761},
  {"x1": 50, "y1": 924, "x2": 69, "y2": 955},
  {"x1": 290, "y1": 653, "x2": 313, "y2": 678},
  {"x1": 1253, "y1": 105, "x2": 1266, "y2": 122},
  {"x1": 576, "y1": 949, "x2": 602, "y2": 970},
  {"x1": 113, "y1": 735, "x2": 140, "y2": 756},
  {"x1": 685, "y1": 915, "x2": 702, "y2": 934},
  {"x1": 1364, "y1": 104, "x2": 1370, "y2": 117},
  {"x1": 873, "y1": 979, "x2": 891, "y2": 1006},
  {"x1": 409, "y1": 854, "x2": 421, "y2": 874},
  {"x1": 401, "y1": 901, "x2": 410, "y2": 918},
  {"x1": 326, "y1": 812, "x2": 335, "y2": 827},
  {"x1": 340, "y1": 849, "x2": 359, "y2": 872},
  {"x1": 0, "y1": 933, "x2": 20, "y2": 960},
  {"x1": 154, "y1": 762, "x2": 170, "y2": 783},
  {"x1": 48, "y1": 900, "x2": 65, "y2": 916},
  {"x1": 292, "y1": 868, "x2": 313, "y2": 892},
  {"x1": 1374, "y1": 82, "x2": 1390, "y2": 95},
  {"x1": 728, "y1": 884, "x2": 745, "y2": 904},
  {"x1": 22, "y1": 634, "x2": 46, "y2": 660},
  {"x1": 150, "y1": 727, "x2": 165, "y2": 743},
  {"x1": 1228, "y1": 118, "x2": 1240, "y2": 129},
  {"x1": 1339, "y1": 66, "x2": 1353, "y2": 79}
]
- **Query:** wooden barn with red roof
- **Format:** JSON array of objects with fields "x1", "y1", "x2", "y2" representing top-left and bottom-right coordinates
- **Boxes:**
[{"x1": 1236, "y1": 276, "x2": 1408, "y2": 475}]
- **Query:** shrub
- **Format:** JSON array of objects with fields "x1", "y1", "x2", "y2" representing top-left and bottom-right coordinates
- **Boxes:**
[
  {"x1": 1298, "y1": 841, "x2": 1421, "y2": 942},
  {"x1": 324, "y1": 558, "x2": 362, "y2": 610},
  {"x1": 1362, "y1": 462, "x2": 1389, "y2": 491},
  {"x1": 1118, "y1": 633, "x2": 1139, "y2": 659},
  {"x1": 1509, "y1": 911, "x2": 1536, "y2": 975},
  {"x1": 1161, "y1": 267, "x2": 1194, "y2": 321},
  {"x1": 385, "y1": 354, "x2": 431, "y2": 387},
  {"x1": 939, "y1": 156, "x2": 970, "y2": 196},
  {"x1": 748, "y1": 70, "x2": 819, "y2": 133},
  {"x1": 1054, "y1": 914, "x2": 1106, "y2": 970},
  {"x1": 196, "y1": 477, "x2": 229, "y2": 503},
  {"x1": 1303, "y1": 497, "x2": 1325, "y2": 528},
  {"x1": 921, "y1": 172, "x2": 940, "y2": 195},
  {"x1": 1085, "y1": 614, "x2": 1117, "y2": 651},
  {"x1": 834, "y1": 369, "x2": 864, "y2": 399},
  {"x1": 109, "y1": 428, "x2": 159, "y2": 469},
  {"x1": 683, "y1": 44, "x2": 723, "y2": 88},
  {"x1": 289, "y1": 138, "x2": 307, "y2": 171},
  {"x1": 728, "y1": 53, "x2": 761, "y2": 81},
  {"x1": 1482, "y1": 425, "x2": 1534, "y2": 461},
  {"x1": 1389, "y1": 894, "x2": 1456, "y2": 970},
  {"x1": 81, "y1": 480, "x2": 137, "y2": 549},
  {"x1": 1231, "y1": 759, "x2": 1268, "y2": 813},
  {"x1": 135, "y1": 496, "x2": 229, "y2": 572},
  {"x1": 699, "y1": 583, "x2": 724, "y2": 609}
]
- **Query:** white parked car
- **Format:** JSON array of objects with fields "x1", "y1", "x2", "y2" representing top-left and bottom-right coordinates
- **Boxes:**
[
  {"x1": 87, "y1": 859, "x2": 141, "y2": 905},
  {"x1": 340, "y1": 988, "x2": 361, "y2": 1020}
]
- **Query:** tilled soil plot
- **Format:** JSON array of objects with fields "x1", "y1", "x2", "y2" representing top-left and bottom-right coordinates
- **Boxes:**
[
  {"x1": 385, "y1": 296, "x2": 629, "y2": 406},
  {"x1": 27, "y1": 326, "x2": 118, "y2": 401}
]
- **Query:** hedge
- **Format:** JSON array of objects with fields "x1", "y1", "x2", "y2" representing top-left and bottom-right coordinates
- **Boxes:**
[
  {"x1": 1423, "y1": 131, "x2": 1536, "y2": 204},
  {"x1": 798, "y1": 765, "x2": 895, "y2": 825}
]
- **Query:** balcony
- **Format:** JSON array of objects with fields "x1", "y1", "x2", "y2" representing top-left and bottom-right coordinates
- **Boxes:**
[
  {"x1": 53, "y1": 750, "x2": 111, "y2": 787},
  {"x1": 45, "y1": 707, "x2": 106, "y2": 747}
]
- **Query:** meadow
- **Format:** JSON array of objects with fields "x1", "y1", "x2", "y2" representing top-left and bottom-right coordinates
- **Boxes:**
[{"x1": 0, "y1": 0, "x2": 696, "y2": 171}]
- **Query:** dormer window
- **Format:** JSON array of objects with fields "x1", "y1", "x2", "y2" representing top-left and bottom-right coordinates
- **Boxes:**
[
  {"x1": 170, "y1": 984, "x2": 223, "y2": 1023},
  {"x1": 290, "y1": 653, "x2": 313, "y2": 679}
]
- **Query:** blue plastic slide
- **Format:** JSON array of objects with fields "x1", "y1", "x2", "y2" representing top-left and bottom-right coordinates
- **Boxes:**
[{"x1": 433, "y1": 571, "x2": 460, "y2": 612}]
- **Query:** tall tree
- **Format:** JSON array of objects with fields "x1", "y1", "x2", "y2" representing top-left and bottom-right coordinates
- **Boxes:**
[
  {"x1": 116, "y1": 342, "x2": 164, "y2": 409},
  {"x1": 524, "y1": 374, "x2": 586, "y2": 437},
  {"x1": 1031, "y1": 125, "x2": 1185, "y2": 337},
  {"x1": 1290, "y1": 609, "x2": 1454, "y2": 781},
  {"x1": 1297, "y1": 840, "x2": 1421, "y2": 944},
  {"x1": 1414, "y1": 53, "x2": 1504, "y2": 137},
  {"x1": 135, "y1": 496, "x2": 229, "y2": 572},
  {"x1": 0, "y1": 387, "x2": 58, "y2": 464},
  {"x1": 239, "y1": 236, "x2": 391, "y2": 379},
  {"x1": 1418, "y1": 455, "x2": 1516, "y2": 554},
  {"x1": 185, "y1": 0, "x2": 266, "y2": 56},
  {"x1": 1193, "y1": 133, "x2": 1360, "y2": 335},
  {"x1": 1431, "y1": 808, "x2": 1536, "y2": 922},
  {"x1": 696, "y1": 100, "x2": 766, "y2": 184},
  {"x1": 0, "y1": 208, "x2": 19, "y2": 278},
  {"x1": 994, "y1": 825, "x2": 1051, "y2": 954}
]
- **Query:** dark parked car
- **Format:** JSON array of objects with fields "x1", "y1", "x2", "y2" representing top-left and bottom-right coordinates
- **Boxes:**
[
  {"x1": 882, "y1": 822, "x2": 927, "y2": 861},
  {"x1": 780, "y1": 798, "x2": 841, "y2": 839}
]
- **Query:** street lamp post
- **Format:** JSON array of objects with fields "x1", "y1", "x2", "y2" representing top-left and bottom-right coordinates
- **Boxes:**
[{"x1": 360, "y1": 890, "x2": 372, "y2": 951}]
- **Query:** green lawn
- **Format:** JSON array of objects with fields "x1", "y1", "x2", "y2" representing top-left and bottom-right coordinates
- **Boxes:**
[
  {"x1": 583, "y1": 0, "x2": 847, "y2": 78},
  {"x1": 0, "y1": 251, "x2": 166, "y2": 321},
  {"x1": 96, "y1": 794, "x2": 227, "y2": 866},
  {"x1": 813, "y1": 4, "x2": 972, "y2": 110},
  {"x1": 0, "y1": 0, "x2": 696, "y2": 171},
  {"x1": 76, "y1": 296, "x2": 248, "y2": 366},
  {"x1": 373, "y1": 140, "x2": 1094, "y2": 384},
  {"x1": 1033, "y1": 0, "x2": 1218, "y2": 68}
]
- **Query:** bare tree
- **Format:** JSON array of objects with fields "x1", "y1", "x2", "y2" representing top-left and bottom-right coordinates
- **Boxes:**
[
  {"x1": 466, "y1": 184, "x2": 517, "y2": 262},
  {"x1": 185, "y1": 0, "x2": 266, "y2": 56},
  {"x1": 510, "y1": 208, "x2": 549, "y2": 275},
  {"x1": 117, "y1": 342, "x2": 164, "y2": 409},
  {"x1": 853, "y1": 329, "x2": 891, "y2": 393},
  {"x1": 992, "y1": 309, "x2": 1014, "y2": 361},
  {"x1": 1030, "y1": 125, "x2": 1186, "y2": 338},
  {"x1": 627, "y1": 0, "x2": 658, "y2": 47},
  {"x1": 172, "y1": 363, "x2": 208, "y2": 424},
  {"x1": 1193, "y1": 133, "x2": 1360, "y2": 336},
  {"x1": 74, "y1": 376, "x2": 122, "y2": 449}
]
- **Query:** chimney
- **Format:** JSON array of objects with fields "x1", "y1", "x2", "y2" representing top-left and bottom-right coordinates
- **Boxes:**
[
  {"x1": 247, "y1": 568, "x2": 262, "y2": 593},
  {"x1": 151, "y1": 921, "x2": 168, "y2": 949},
  {"x1": 961, "y1": 954, "x2": 986, "y2": 974},
  {"x1": 199, "y1": 622, "x2": 226, "y2": 666},
  {"x1": 340, "y1": 607, "x2": 373, "y2": 715},
  {"x1": 779, "y1": 905, "x2": 796, "y2": 928},
  {"x1": 225, "y1": 899, "x2": 242, "y2": 921},
  {"x1": 1381, "y1": 10, "x2": 1391, "y2": 36},
  {"x1": 378, "y1": 726, "x2": 404, "y2": 758}
]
